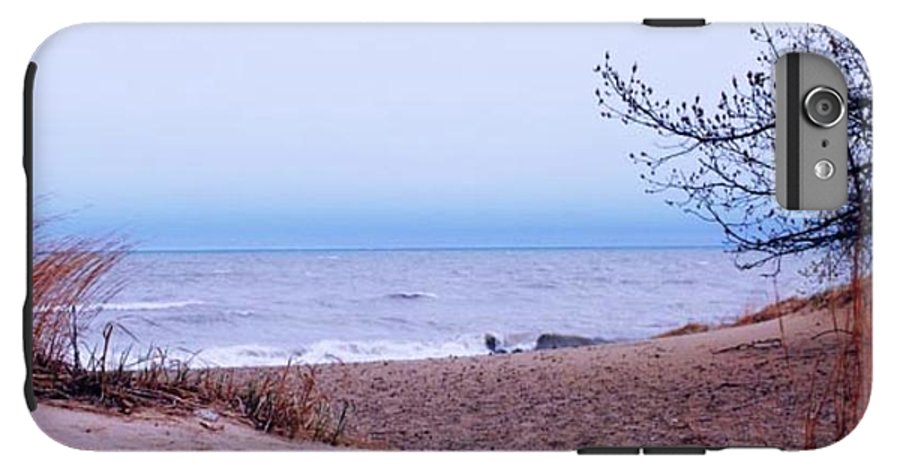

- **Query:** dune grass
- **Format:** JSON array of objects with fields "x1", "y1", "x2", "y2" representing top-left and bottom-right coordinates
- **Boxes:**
[
  {"x1": 653, "y1": 273, "x2": 871, "y2": 449},
  {"x1": 31, "y1": 229, "x2": 354, "y2": 446}
]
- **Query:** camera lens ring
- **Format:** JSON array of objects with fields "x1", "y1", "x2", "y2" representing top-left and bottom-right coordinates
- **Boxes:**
[{"x1": 803, "y1": 86, "x2": 845, "y2": 128}]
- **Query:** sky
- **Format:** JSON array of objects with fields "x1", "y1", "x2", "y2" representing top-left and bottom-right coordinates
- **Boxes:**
[{"x1": 32, "y1": 24, "x2": 761, "y2": 250}]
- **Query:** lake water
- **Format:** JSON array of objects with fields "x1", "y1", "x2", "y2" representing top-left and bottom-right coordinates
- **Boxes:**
[{"x1": 88, "y1": 247, "x2": 807, "y2": 367}]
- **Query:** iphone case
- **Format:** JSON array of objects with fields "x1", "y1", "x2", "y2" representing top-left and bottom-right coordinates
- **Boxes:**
[{"x1": 24, "y1": 22, "x2": 872, "y2": 451}]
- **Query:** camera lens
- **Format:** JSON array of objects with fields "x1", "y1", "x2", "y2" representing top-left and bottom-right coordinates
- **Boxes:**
[{"x1": 804, "y1": 86, "x2": 845, "y2": 128}]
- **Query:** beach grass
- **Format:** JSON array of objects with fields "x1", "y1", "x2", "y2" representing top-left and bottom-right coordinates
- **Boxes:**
[
  {"x1": 31, "y1": 232, "x2": 354, "y2": 446},
  {"x1": 655, "y1": 281, "x2": 858, "y2": 338},
  {"x1": 654, "y1": 277, "x2": 870, "y2": 449}
]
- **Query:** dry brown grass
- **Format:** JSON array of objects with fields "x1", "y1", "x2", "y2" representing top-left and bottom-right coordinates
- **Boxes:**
[
  {"x1": 731, "y1": 296, "x2": 810, "y2": 327},
  {"x1": 31, "y1": 221, "x2": 354, "y2": 446},
  {"x1": 654, "y1": 272, "x2": 871, "y2": 449},
  {"x1": 34, "y1": 341, "x2": 354, "y2": 445},
  {"x1": 800, "y1": 258, "x2": 871, "y2": 448},
  {"x1": 654, "y1": 322, "x2": 710, "y2": 338},
  {"x1": 32, "y1": 235, "x2": 127, "y2": 372},
  {"x1": 655, "y1": 282, "x2": 859, "y2": 339}
]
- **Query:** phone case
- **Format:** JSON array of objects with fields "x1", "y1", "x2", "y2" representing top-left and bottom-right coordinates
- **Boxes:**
[{"x1": 25, "y1": 22, "x2": 872, "y2": 452}]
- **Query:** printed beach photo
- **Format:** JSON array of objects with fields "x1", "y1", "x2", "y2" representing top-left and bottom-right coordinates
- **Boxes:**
[{"x1": 29, "y1": 23, "x2": 871, "y2": 450}]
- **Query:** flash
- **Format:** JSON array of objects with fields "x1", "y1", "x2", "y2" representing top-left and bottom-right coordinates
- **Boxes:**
[{"x1": 814, "y1": 159, "x2": 835, "y2": 180}]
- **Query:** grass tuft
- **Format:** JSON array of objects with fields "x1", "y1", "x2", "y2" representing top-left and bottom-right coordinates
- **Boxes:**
[{"x1": 31, "y1": 219, "x2": 354, "y2": 446}]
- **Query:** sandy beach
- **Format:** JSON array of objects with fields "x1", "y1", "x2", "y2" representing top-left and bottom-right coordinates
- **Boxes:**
[
  {"x1": 32, "y1": 402, "x2": 334, "y2": 451},
  {"x1": 307, "y1": 296, "x2": 864, "y2": 450},
  {"x1": 33, "y1": 290, "x2": 867, "y2": 451}
]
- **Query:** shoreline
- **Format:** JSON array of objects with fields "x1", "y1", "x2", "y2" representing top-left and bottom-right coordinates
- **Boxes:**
[
  {"x1": 33, "y1": 287, "x2": 867, "y2": 450},
  {"x1": 306, "y1": 294, "x2": 860, "y2": 449}
]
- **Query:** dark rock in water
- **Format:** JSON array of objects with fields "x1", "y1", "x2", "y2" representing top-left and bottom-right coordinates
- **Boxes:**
[
  {"x1": 487, "y1": 332, "x2": 607, "y2": 354},
  {"x1": 485, "y1": 334, "x2": 498, "y2": 352},
  {"x1": 535, "y1": 333, "x2": 607, "y2": 350},
  {"x1": 485, "y1": 334, "x2": 505, "y2": 354}
]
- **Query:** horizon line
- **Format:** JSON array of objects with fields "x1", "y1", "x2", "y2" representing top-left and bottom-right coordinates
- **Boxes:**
[{"x1": 128, "y1": 244, "x2": 726, "y2": 254}]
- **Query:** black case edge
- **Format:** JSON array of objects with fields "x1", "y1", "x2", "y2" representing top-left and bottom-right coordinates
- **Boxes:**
[{"x1": 24, "y1": 61, "x2": 37, "y2": 412}]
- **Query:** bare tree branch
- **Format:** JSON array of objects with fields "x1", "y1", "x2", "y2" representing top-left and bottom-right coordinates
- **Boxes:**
[{"x1": 595, "y1": 24, "x2": 871, "y2": 279}]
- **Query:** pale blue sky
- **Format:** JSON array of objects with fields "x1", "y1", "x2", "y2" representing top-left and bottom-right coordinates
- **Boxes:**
[{"x1": 32, "y1": 24, "x2": 760, "y2": 250}]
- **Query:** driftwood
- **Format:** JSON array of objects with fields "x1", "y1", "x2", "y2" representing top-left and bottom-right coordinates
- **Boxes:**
[{"x1": 711, "y1": 338, "x2": 783, "y2": 355}]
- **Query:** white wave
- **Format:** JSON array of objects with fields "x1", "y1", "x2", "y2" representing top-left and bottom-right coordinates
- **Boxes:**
[
  {"x1": 226, "y1": 309, "x2": 255, "y2": 317},
  {"x1": 197, "y1": 336, "x2": 488, "y2": 367},
  {"x1": 196, "y1": 344, "x2": 304, "y2": 367},
  {"x1": 35, "y1": 300, "x2": 204, "y2": 314},
  {"x1": 98, "y1": 300, "x2": 204, "y2": 312}
]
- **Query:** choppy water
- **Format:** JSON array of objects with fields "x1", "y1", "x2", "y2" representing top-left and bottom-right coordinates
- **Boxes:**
[{"x1": 86, "y1": 248, "x2": 808, "y2": 366}]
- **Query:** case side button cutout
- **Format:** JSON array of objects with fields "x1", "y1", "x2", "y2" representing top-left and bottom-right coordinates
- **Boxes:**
[
  {"x1": 642, "y1": 447, "x2": 710, "y2": 455},
  {"x1": 642, "y1": 18, "x2": 708, "y2": 27},
  {"x1": 577, "y1": 447, "x2": 641, "y2": 455}
]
